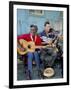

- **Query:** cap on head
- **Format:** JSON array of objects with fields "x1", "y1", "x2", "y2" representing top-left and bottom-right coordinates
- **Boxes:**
[{"x1": 30, "y1": 24, "x2": 38, "y2": 31}]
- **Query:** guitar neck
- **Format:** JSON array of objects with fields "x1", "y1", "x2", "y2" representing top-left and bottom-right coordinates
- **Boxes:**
[{"x1": 35, "y1": 45, "x2": 54, "y2": 49}]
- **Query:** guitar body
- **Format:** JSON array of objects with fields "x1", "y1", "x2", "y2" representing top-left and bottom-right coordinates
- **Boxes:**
[
  {"x1": 17, "y1": 47, "x2": 27, "y2": 55},
  {"x1": 17, "y1": 39, "x2": 36, "y2": 55},
  {"x1": 27, "y1": 41, "x2": 35, "y2": 52}
]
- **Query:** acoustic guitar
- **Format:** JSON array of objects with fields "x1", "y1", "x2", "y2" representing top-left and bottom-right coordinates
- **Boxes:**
[{"x1": 17, "y1": 39, "x2": 58, "y2": 55}]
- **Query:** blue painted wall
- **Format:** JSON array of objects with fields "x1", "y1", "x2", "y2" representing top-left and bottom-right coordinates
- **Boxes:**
[{"x1": 17, "y1": 9, "x2": 63, "y2": 35}]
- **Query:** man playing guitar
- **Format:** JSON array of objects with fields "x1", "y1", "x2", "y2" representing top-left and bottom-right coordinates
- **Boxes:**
[{"x1": 17, "y1": 25, "x2": 42, "y2": 80}]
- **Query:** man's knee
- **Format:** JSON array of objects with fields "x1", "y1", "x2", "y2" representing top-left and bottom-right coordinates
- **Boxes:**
[
  {"x1": 27, "y1": 52, "x2": 33, "y2": 58},
  {"x1": 34, "y1": 51, "x2": 39, "y2": 56}
]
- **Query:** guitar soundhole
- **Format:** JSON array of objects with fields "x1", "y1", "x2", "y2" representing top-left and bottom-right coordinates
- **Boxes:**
[{"x1": 28, "y1": 45, "x2": 31, "y2": 48}]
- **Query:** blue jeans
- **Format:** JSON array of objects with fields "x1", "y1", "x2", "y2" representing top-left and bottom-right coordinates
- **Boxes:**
[{"x1": 27, "y1": 51, "x2": 40, "y2": 73}]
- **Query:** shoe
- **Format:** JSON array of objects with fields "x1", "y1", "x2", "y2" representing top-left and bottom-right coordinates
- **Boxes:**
[{"x1": 25, "y1": 70, "x2": 32, "y2": 80}]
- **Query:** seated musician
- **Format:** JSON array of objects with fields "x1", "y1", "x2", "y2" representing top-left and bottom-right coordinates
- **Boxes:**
[
  {"x1": 17, "y1": 25, "x2": 42, "y2": 80},
  {"x1": 39, "y1": 21, "x2": 57, "y2": 68}
]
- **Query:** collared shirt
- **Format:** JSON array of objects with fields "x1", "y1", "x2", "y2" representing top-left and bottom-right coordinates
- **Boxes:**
[
  {"x1": 39, "y1": 31, "x2": 56, "y2": 42},
  {"x1": 17, "y1": 33, "x2": 42, "y2": 46}
]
